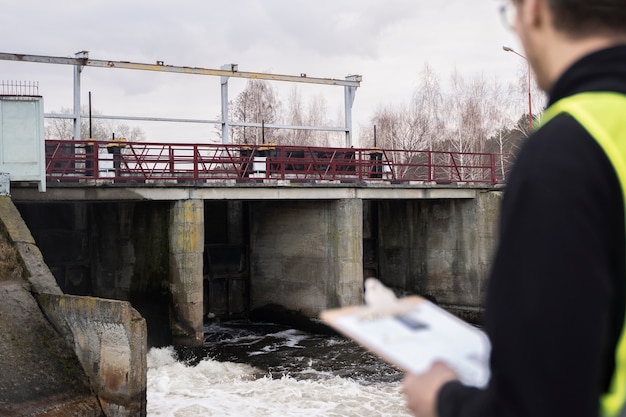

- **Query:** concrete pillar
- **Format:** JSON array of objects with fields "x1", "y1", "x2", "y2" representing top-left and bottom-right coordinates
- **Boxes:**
[
  {"x1": 334, "y1": 198, "x2": 364, "y2": 307},
  {"x1": 169, "y1": 199, "x2": 204, "y2": 347},
  {"x1": 250, "y1": 199, "x2": 363, "y2": 316},
  {"x1": 377, "y1": 191, "x2": 502, "y2": 310}
]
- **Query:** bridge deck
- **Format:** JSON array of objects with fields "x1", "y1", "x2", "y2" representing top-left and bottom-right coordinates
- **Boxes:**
[{"x1": 11, "y1": 181, "x2": 498, "y2": 201}]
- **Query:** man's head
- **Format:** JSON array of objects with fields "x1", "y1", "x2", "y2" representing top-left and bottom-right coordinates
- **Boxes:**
[
  {"x1": 511, "y1": 0, "x2": 626, "y2": 92},
  {"x1": 541, "y1": 0, "x2": 626, "y2": 38}
]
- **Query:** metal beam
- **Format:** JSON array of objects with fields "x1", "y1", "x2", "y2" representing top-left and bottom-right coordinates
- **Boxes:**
[
  {"x1": 0, "y1": 52, "x2": 362, "y2": 87},
  {"x1": 45, "y1": 113, "x2": 222, "y2": 125}
]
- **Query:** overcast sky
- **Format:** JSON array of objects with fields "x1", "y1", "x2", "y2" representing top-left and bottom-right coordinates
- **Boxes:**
[{"x1": 0, "y1": 0, "x2": 523, "y2": 145}]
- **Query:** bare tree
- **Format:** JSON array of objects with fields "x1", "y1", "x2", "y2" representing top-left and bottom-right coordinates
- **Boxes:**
[
  {"x1": 231, "y1": 80, "x2": 281, "y2": 145},
  {"x1": 444, "y1": 70, "x2": 492, "y2": 154},
  {"x1": 363, "y1": 64, "x2": 537, "y2": 181},
  {"x1": 409, "y1": 63, "x2": 445, "y2": 152},
  {"x1": 45, "y1": 106, "x2": 146, "y2": 141},
  {"x1": 283, "y1": 86, "x2": 308, "y2": 145},
  {"x1": 281, "y1": 87, "x2": 343, "y2": 147},
  {"x1": 483, "y1": 77, "x2": 517, "y2": 181},
  {"x1": 306, "y1": 93, "x2": 331, "y2": 147}
]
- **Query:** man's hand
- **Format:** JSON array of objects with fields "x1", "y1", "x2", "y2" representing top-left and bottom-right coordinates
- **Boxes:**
[{"x1": 402, "y1": 362, "x2": 458, "y2": 417}]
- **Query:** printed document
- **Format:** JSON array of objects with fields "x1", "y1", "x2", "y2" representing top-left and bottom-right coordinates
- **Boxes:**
[{"x1": 320, "y1": 281, "x2": 491, "y2": 388}]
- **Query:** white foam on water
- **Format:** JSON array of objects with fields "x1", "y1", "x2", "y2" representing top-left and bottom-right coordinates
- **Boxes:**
[
  {"x1": 147, "y1": 347, "x2": 412, "y2": 417},
  {"x1": 266, "y1": 329, "x2": 309, "y2": 348},
  {"x1": 246, "y1": 328, "x2": 311, "y2": 356}
]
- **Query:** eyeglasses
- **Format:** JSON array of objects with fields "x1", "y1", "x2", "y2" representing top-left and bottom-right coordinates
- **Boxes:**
[{"x1": 499, "y1": 2, "x2": 517, "y2": 31}]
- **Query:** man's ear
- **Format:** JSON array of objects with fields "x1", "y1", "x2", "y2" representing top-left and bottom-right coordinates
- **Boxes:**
[{"x1": 523, "y1": 0, "x2": 548, "y2": 29}]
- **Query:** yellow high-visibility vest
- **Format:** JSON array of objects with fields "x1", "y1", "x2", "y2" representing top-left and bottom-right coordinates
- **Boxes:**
[{"x1": 538, "y1": 92, "x2": 626, "y2": 417}]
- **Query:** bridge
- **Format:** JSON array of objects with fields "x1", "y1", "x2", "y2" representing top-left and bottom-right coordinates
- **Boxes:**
[
  {"x1": 10, "y1": 138, "x2": 504, "y2": 350},
  {"x1": 1, "y1": 53, "x2": 506, "y2": 415},
  {"x1": 2, "y1": 52, "x2": 505, "y2": 352}
]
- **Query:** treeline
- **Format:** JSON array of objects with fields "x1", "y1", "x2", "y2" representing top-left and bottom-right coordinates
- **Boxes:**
[
  {"x1": 45, "y1": 106, "x2": 145, "y2": 141},
  {"x1": 227, "y1": 63, "x2": 544, "y2": 162},
  {"x1": 44, "y1": 62, "x2": 544, "y2": 178}
]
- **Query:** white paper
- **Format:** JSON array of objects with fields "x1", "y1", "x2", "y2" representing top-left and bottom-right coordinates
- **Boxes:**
[{"x1": 323, "y1": 299, "x2": 491, "y2": 388}]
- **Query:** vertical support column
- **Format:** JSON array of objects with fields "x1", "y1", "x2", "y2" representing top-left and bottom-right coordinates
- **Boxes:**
[
  {"x1": 334, "y1": 198, "x2": 364, "y2": 306},
  {"x1": 73, "y1": 51, "x2": 88, "y2": 141},
  {"x1": 169, "y1": 199, "x2": 204, "y2": 347},
  {"x1": 343, "y1": 75, "x2": 361, "y2": 148},
  {"x1": 220, "y1": 64, "x2": 237, "y2": 145}
]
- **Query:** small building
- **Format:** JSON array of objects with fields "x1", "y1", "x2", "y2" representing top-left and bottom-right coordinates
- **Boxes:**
[{"x1": 0, "y1": 81, "x2": 46, "y2": 192}]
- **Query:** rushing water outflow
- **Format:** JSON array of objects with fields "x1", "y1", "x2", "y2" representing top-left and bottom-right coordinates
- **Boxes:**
[{"x1": 147, "y1": 320, "x2": 413, "y2": 416}]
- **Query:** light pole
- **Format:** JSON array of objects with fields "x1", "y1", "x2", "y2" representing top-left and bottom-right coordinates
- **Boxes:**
[{"x1": 503, "y1": 45, "x2": 533, "y2": 130}]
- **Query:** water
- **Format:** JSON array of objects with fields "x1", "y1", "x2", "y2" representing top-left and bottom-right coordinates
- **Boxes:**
[{"x1": 147, "y1": 320, "x2": 413, "y2": 416}]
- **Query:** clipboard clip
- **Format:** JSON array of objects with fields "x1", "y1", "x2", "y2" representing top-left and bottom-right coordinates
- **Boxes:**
[{"x1": 360, "y1": 278, "x2": 420, "y2": 320}]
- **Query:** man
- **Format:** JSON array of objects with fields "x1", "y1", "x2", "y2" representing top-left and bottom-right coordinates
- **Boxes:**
[{"x1": 402, "y1": 0, "x2": 626, "y2": 416}]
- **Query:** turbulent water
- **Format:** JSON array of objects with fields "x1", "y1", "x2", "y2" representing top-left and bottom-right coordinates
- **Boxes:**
[{"x1": 147, "y1": 320, "x2": 413, "y2": 416}]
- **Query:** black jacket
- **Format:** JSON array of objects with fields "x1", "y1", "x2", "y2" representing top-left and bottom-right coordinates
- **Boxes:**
[{"x1": 438, "y1": 45, "x2": 626, "y2": 417}]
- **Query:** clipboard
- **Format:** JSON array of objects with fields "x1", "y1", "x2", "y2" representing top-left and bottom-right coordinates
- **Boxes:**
[{"x1": 320, "y1": 296, "x2": 491, "y2": 388}]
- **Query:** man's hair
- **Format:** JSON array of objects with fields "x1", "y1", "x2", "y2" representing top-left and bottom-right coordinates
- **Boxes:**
[{"x1": 546, "y1": 0, "x2": 626, "y2": 37}]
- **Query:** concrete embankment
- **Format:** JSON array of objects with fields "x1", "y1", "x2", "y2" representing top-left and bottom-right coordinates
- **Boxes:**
[
  {"x1": 0, "y1": 280, "x2": 101, "y2": 416},
  {"x1": 0, "y1": 197, "x2": 147, "y2": 416}
]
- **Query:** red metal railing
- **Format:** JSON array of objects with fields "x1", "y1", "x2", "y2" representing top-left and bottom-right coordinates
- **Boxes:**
[{"x1": 44, "y1": 139, "x2": 508, "y2": 185}]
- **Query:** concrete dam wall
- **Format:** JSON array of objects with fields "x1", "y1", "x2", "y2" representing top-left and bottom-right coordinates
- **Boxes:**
[
  {"x1": 0, "y1": 197, "x2": 147, "y2": 416},
  {"x1": 14, "y1": 190, "x2": 502, "y2": 348},
  {"x1": 0, "y1": 188, "x2": 502, "y2": 414}
]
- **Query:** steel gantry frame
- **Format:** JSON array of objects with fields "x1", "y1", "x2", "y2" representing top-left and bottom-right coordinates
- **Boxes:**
[{"x1": 0, "y1": 51, "x2": 362, "y2": 147}]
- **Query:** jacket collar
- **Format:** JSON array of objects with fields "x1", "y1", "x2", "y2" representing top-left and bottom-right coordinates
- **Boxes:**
[{"x1": 548, "y1": 44, "x2": 626, "y2": 106}]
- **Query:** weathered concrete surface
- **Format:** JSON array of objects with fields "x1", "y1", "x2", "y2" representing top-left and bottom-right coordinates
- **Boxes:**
[
  {"x1": 378, "y1": 191, "x2": 502, "y2": 311},
  {"x1": 37, "y1": 294, "x2": 147, "y2": 417},
  {"x1": 169, "y1": 199, "x2": 204, "y2": 346},
  {"x1": 0, "y1": 197, "x2": 62, "y2": 295},
  {"x1": 0, "y1": 196, "x2": 148, "y2": 416},
  {"x1": 0, "y1": 281, "x2": 102, "y2": 417},
  {"x1": 334, "y1": 198, "x2": 364, "y2": 307},
  {"x1": 11, "y1": 183, "x2": 483, "y2": 202},
  {"x1": 250, "y1": 199, "x2": 363, "y2": 316},
  {"x1": 17, "y1": 202, "x2": 172, "y2": 348},
  {"x1": 0, "y1": 196, "x2": 102, "y2": 416}
]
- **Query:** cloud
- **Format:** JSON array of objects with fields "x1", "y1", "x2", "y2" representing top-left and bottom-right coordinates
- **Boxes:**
[
  {"x1": 256, "y1": 0, "x2": 417, "y2": 58},
  {"x1": 0, "y1": 0, "x2": 523, "y2": 143}
]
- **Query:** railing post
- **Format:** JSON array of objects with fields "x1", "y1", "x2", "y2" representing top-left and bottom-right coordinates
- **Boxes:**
[
  {"x1": 193, "y1": 144, "x2": 199, "y2": 181},
  {"x1": 369, "y1": 148, "x2": 383, "y2": 179},
  {"x1": 85, "y1": 141, "x2": 94, "y2": 177},
  {"x1": 169, "y1": 146, "x2": 175, "y2": 175},
  {"x1": 428, "y1": 151, "x2": 433, "y2": 182}
]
